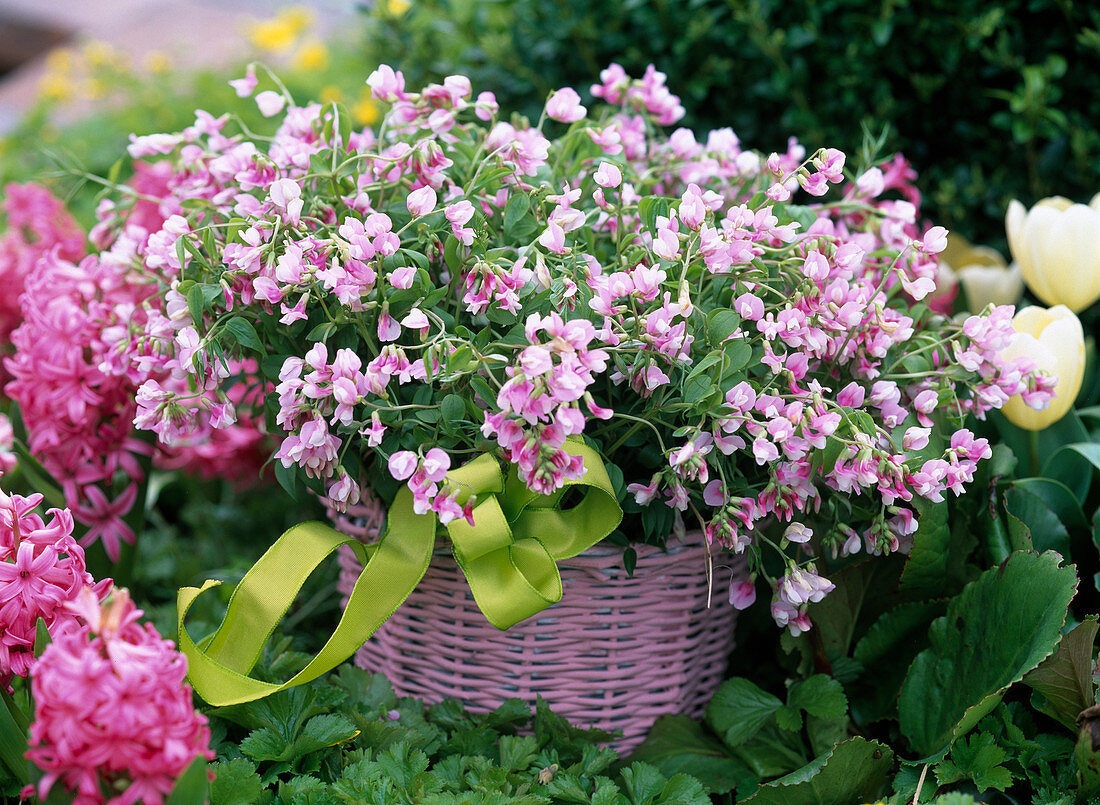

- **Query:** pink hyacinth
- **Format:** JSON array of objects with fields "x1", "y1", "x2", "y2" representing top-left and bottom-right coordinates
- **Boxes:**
[
  {"x1": 26, "y1": 587, "x2": 213, "y2": 805},
  {"x1": 0, "y1": 485, "x2": 107, "y2": 687}
]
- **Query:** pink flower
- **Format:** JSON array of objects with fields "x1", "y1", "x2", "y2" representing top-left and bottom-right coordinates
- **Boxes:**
[
  {"x1": 593, "y1": 162, "x2": 622, "y2": 188},
  {"x1": 729, "y1": 579, "x2": 756, "y2": 610},
  {"x1": 445, "y1": 200, "x2": 476, "y2": 245},
  {"x1": 255, "y1": 90, "x2": 286, "y2": 118},
  {"x1": 388, "y1": 450, "x2": 418, "y2": 481},
  {"x1": 388, "y1": 265, "x2": 417, "y2": 289},
  {"x1": 920, "y1": 225, "x2": 949, "y2": 254},
  {"x1": 545, "y1": 87, "x2": 586, "y2": 123},
  {"x1": 421, "y1": 448, "x2": 451, "y2": 483},
  {"x1": 228, "y1": 64, "x2": 257, "y2": 98},
  {"x1": 0, "y1": 488, "x2": 106, "y2": 685},
  {"x1": 26, "y1": 588, "x2": 214, "y2": 805},
  {"x1": 406, "y1": 185, "x2": 437, "y2": 217},
  {"x1": 367, "y1": 64, "x2": 406, "y2": 101}
]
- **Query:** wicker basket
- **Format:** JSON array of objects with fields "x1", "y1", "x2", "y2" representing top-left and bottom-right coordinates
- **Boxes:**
[{"x1": 329, "y1": 490, "x2": 743, "y2": 752}]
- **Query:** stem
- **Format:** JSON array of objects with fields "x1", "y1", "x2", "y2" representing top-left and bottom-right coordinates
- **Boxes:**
[
  {"x1": 912, "y1": 763, "x2": 930, "y2": 804},
  {"x1": 1029, "y1": 429, "x2": 1041, "y2": 477}
]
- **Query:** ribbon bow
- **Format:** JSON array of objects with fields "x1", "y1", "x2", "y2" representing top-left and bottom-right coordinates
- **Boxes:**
[{"x1": 178, "y1": 440, "x2": 622, "y2": 706}]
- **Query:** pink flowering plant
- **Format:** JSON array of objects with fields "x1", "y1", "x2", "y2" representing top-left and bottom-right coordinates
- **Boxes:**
[
  {"x1": 80, "y1": 62, "x2": 1054, "y2": 635},
  {"x1": 0, "y1": 476, "x2": 213, "y2": 804}
]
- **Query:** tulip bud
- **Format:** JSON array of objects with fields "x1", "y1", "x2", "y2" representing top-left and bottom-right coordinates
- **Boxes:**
[
  {"x1": 1006, "y1": 196, "x2": 1100, "y2": 312},
  {"x1": 1000, "y1": 305, "x2": 1085, "y2": 431},
  {"x1": 941, "y1": 233, "x2": 1023, "y2": 312}
]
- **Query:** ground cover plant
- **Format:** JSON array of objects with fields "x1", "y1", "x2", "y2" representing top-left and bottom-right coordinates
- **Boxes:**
[{"x1": 0, "y1": 4, "x2": 1099, "y2": 803}]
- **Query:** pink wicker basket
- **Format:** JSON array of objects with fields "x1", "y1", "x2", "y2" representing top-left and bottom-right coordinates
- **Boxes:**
[{"x1": 329, "y1": 490, "x2": 743, "y2": 752}]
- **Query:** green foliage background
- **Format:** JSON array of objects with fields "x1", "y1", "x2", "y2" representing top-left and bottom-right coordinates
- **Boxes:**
[{"x1": 360, "y1": 0, "x2": 1100, "y2": 249}]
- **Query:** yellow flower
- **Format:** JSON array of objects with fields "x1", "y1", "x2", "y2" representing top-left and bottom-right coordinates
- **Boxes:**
[
  {"x1": 1000, "y1": 305, "x2": 1085, "y2": 431},
  {"x1": 1006, "y1": 195, "x2": 1100, "y2": 313},
  {"x1": 37, "y1": 73, "x2": 72, "y2": 102},
  {"x1": 319, "y1": 85, "x2": 343, "y2": 104},
  {"x1": 353, "y1": 90, "x2": 381, "y2": 126},
  {"x1": 293, "y1": 39, "x2": 329, "y2": 72},
  {"x1": 387, "y1": 0, "x2": 412, "y2": 15},
  {"x1": 143, "y1": 51, "x2": 172, "y2": 74},
  {"x1": 940, "y1": 233, "x2": 1022, "y2": 312},
  {"x1": 248, "y1": 6, "x2": 314, "y2": 53}
]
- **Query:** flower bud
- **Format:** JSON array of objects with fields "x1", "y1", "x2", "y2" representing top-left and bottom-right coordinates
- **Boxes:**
[
  {"x1": 1000, "y1": 305, "x2": 1085, "y2": 431},
  {"x1": 941, "y1": 233, "x2": 1023, "y2": 311},
  {"x1": 1006, "y1": 196, "x2": 1100, "y2": 312}
]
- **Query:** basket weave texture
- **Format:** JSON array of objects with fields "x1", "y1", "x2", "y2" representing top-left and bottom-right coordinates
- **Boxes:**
[{"x1": 329, "y1": 490, "x2": 742, "y2": 752}]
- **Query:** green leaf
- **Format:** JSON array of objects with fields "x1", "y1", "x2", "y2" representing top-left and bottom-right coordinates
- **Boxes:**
[
  {"x1": 619, "y1": 762, "x2": 666, "y2": 803},
  {"x1": 900, "y1": 498, "x2": 955, "y2": 598},
  {"x1": 1023, "y1": 616, "x2": 1098, "y2": 730},
  {"x1": 625, "y1": 714, "x2": 751, "y2": 795},
  {"x1": 722, "y1": 338, "x2": 752, "y2": 374},
  {"x1": 898, "y1": 551, "x2": 1078, "y2": 758},
  {"x1": 705, "y1": 678, "x2": 782, "y2": 747},
  {"x1": 209, "y1": 758, "x2": 263, "y2": 805},
  {"x1": 851, "y1": 601, "x2": 945, "y2": 724},
  {"x1": 637, "y1": 197, "x2": 672, "y2": 234},
  {"x1": 503, "y1": 193, "x2": 530, "y2": 238},
  {"x1": 223, "y1": 317, "x2": 264, "y2": 353},
  {"x1": 739, "y1": 738, "x2": 893, "y2": 804},
  {"x1": 187, "y1": 283, "x2": 205, "y2": 326},
  {"x1": 166, "y1": 756, "x2": 209, "y2": 805},
  {"x1": 706, "y1": 309, "x2": 742, "y2": 346},
  {"x1": 0, "y1": 690, "x2": 27, "y2": 785},
  {"x1": 1003, "y1": 485, "x2": 1071, "y2": 557},
  {"x1": 34, "y1": 617, "x2": 51, "y2": 659},
  {"x1": 240, "y1": 713, "x2": 358, "y2": 764},
  {"x1": 1010, "y1": 477, "x2": 1087, "y2": 529},
  {"x1": 440, "y1": 394, "x2": 465, "y2": 425},
  {"x1": 934, "y1": 732, "x2": 1014, "y2": 793},
  {"x1": 788, "y1": 675, "x2": 848, "y2": 720}
]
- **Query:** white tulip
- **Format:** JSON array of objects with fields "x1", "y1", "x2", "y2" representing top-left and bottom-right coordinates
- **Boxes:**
[
  {"x1": 1006, "y1": 196, "x2": 1100, "y2": 312},
  {"x1": 1000, "y1": 305, "x2": 1085, "y2": 431}
]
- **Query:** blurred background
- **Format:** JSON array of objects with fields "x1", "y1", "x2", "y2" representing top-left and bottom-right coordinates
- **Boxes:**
[{"x1": 0, "y1": 0, "x2": 1098, "y2": 249}]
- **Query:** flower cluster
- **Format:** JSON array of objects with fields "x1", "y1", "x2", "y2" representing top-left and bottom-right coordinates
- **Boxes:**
[
  {"x1": 0, "y1": 176, "x2": 271, "y2": 559},
  {"x1": 104, "y1": 64, "x2": 1050, "y2": 633},
  {"x1": 0, "y1": 183, "x2": 84, "y2": 382},
  {"x1": 26, "y1": 587, "x2": 213, "y2": 805},
  {"x1": 0, "y1": 481, "x2": 108, "y2": 685}
]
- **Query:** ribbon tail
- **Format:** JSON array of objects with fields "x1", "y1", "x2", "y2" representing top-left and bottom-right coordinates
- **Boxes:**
[{"x1": 178, "y1": 487, "x2": 434, "y2": 706}]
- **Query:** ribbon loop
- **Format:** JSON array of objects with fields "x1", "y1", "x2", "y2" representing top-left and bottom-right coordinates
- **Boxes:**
[{"x1": 179, "y1": 442, "x2": 622, "y2": 706}]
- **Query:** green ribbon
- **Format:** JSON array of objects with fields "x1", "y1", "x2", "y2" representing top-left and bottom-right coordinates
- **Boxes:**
[{"x1": 178, "y1": 440, "x2": 622, "y2": 706}]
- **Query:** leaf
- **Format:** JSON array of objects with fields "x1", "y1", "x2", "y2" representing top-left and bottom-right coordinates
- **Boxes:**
[
  {"x1": 223, "y1": 317, "x2": 264, "y2": 353},
  {"x1": 1023, "y1": 616, "x2": 1099, "y2": 729},
  {"x1": 625, "y1": 714, "x2": 752, "y2": 795},
  {"x1": 503, "y1": 193, "x2": 530, "y2": 237},
  {"x1": 240, "y1": 713, "x2": 358, "y2": 763},
  {"x1": 34, "y1": 617, "x2": 51, "y2": 659},
  {"x1": 739, "y1": 738, "x2": 893, "y2": 804},
  {"x1": 1009, "y1": 477, "x2": 1087, "y2": 529},
  {"x1": 637, "y1": 197, "x2": 672, "y2": 234},
  {"x1": 788, "y1": 675, "x2": 848, "y2": 720},
  {"x1": 900, "y1": 498, "x2": 953, "y2": 598},
  {"x1": 166, "y1": 756, "x2": 209, "y2": 805},
  {"x1": 619, "y1": 762, "x2": 666, "y2": 803},
  {"x1": 706, "y1": 309, "x2": 742, "y2": 346},
  {"x1": 851, "y1": 601, "x2": 945, "y2": 724},
  {"x1": 209, "y1": 758, "x2": 264, "y2": 805},
  {"x1": 722, "y1": 338, "x2": 752, "y2": 374},
  {"x1": 705, "y1": 678, "x2": 782, "y2": 747},
  {"x1": 187, "y1": 283, "x2": 205, "y2": 326},
  {"x1": 898, "y1": 551, "x2": 1078, "y2": 759},
  {"x1": 1003, "y1": 484, "x2": 1073, "y2": 557},
  {"x1": 934, "y1": 732, "x2": 1014, "y2": 793},
  {"x1": 0, "y1": 690, "x2": 27, "y2": 785}
]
